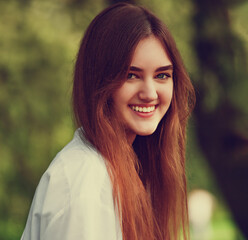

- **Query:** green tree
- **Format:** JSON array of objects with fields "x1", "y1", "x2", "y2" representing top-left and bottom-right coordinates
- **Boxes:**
[
  {"x1": 191, "y1": 0, "x2": 248, "y2": 237},
  {"x1": 0, "y1": 1, "x2": 75, "y2": 238}
]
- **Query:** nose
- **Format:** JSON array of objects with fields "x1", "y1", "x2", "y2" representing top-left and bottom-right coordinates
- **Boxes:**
[{"x1": 138, "y1": 79, "x2": 158, "y2": 102}]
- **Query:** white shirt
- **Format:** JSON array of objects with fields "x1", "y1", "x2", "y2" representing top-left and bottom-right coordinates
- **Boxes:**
[{"x1": 21, "y1": 129, "x2": 122, "y2": 240}]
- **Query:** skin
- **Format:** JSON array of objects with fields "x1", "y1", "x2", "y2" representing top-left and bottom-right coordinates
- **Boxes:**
[{"x1": 112, "y1": 35, "x2": 174, "y2": 144}]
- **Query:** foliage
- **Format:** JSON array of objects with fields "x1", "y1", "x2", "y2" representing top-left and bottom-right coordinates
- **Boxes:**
[{"x1": 0, "y1": 1, "x2": 77, "y2": 238}]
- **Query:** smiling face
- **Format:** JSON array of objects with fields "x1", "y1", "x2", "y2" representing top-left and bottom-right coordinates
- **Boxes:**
[{"x1": 112, "y1": 36, "x2": 174, "y2": 143}]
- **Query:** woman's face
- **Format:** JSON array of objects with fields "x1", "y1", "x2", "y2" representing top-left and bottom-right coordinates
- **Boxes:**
[{"x1": 112, "y1": 36, "x2": 173, "y2": 143}]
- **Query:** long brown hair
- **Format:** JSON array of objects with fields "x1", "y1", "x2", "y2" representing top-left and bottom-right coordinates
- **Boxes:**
[{"x1": 73, "y1": 3, "x2": 195, "y2": 240}]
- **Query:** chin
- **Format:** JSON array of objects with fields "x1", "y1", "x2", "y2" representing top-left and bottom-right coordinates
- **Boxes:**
[{"x1": 135, "y1": 127, "x2": 158, "y2": 136}]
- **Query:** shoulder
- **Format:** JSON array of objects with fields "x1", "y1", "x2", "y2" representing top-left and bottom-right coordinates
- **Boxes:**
[
  {"x1": 21, "y1": 129, "x2": 121, "y2": 240},
  {"x1": 49, "y1": 129, "x2": 110, "y2": 199},
  {"x1": 38, "y1": 129, "x2": 110, "y2": 203}
]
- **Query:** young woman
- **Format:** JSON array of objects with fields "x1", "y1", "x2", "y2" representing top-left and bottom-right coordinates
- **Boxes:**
[{"x1": 21, "y1": 3, "x2": 195, "y2": 240}]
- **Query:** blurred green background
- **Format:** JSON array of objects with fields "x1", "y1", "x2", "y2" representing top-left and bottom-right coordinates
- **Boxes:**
[{"x1": 0, "y1": 0, "x2": 247, "y2": 239}]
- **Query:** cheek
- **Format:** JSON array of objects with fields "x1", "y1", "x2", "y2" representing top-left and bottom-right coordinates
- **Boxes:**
[
  {"x1": 112, "y1": 83, "x2": 135, "y2": 107},
  {"x1": 159, "y1": 85, "x2": 173, "y2": 105},
  {"x1": 168, "y1": 90, "x2": 174, "y2": 103}
]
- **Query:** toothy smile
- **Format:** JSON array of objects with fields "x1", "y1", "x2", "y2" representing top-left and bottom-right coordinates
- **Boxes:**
[{"x1": 130, "y1": 105, "x2": 156, "y2": 113}]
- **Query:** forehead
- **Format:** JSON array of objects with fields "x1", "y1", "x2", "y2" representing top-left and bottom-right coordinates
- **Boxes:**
[{"x1": 130, "y1": 36, "x2": 172, "y2": 67}]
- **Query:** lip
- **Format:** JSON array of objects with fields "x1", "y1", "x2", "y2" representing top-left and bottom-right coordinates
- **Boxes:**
[
  {"x1": 129, "y1": 104, "x2": 157, "y2": 118},
  {"x1": 129, "y1": 104, "x2": 158, "y2": 108}
]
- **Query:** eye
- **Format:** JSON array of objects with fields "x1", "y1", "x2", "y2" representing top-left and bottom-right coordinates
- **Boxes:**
[
  {"x1": 127, "y1": 73, "x2": 138, "y2": 79},
  {"x1": 156, "y1": 73, "x2": 171, "y2": 79}
]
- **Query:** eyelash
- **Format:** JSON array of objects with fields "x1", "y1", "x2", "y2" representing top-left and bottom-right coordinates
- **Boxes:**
[
  {"x1": 127, "y1": 73, "x2": 138, "y2": 79},
  {"x1": 156, "y1": 73, "x2": 171, "y2": 79},
  {"x1": 127, "y1": 73, "x2": 172, "y2": 80}
]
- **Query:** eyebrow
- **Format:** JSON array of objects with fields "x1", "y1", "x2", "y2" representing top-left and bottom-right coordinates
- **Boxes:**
[{"x1": 129, "y1": 65, "x2": 173, "y2": 72}]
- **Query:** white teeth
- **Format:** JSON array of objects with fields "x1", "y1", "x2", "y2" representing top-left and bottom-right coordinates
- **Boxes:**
[{"x1": 131, "y1": 105, "x2": 155, "y2": 113}]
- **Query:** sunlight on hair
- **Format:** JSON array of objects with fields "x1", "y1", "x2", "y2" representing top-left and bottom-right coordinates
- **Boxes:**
[{"x1": 188, "y1": 189, "x2": 215, "y2": 240}]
